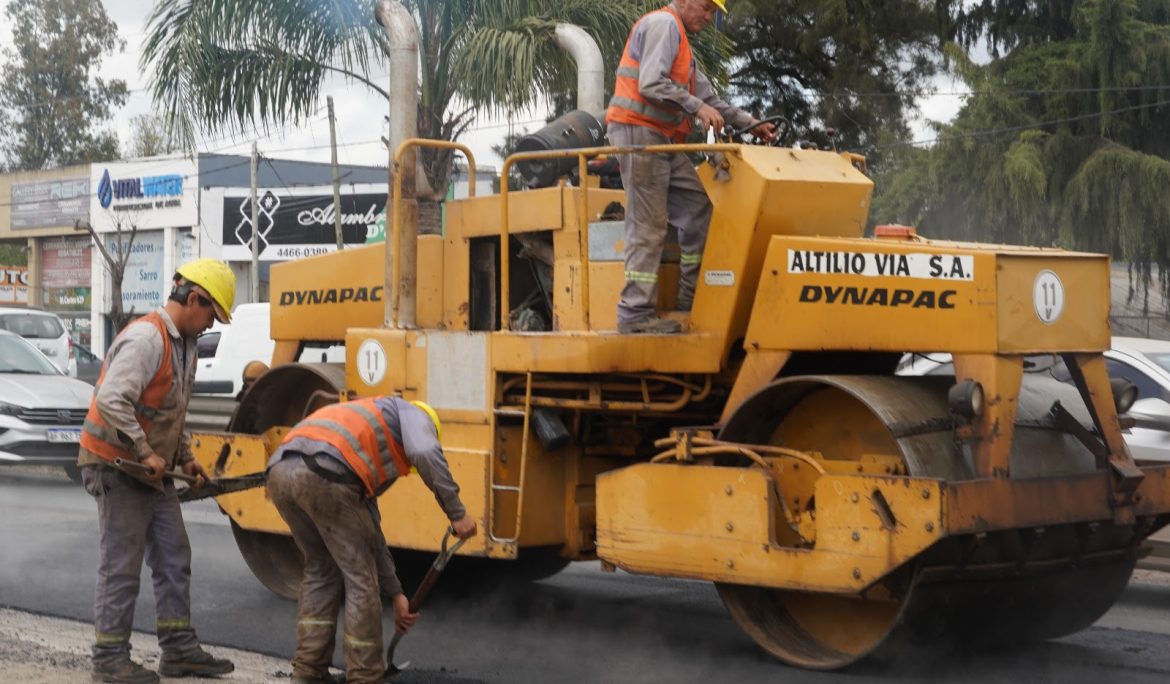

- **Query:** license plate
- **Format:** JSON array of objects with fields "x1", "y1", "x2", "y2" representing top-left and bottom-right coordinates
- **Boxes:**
[{"x1": 47, "y1": 428, "x2": 82, "y2": 443}]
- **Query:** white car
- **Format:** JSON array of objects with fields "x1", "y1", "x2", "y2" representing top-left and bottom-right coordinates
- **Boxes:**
[
  {"x1": 1100, "y1": 337, "x2": 1170, "y2": 462},
  {"x1": 0, "y1": 329, "x2": 94, "y2": 481},
  {"x1": 897, "y1": 337, "x2": 1170, "y2": 462},
  {"x1": 194, "y1": 302, "x2": 343, "y2": 397},
  {"x1": 194, "y1": 303, "x2": 274, "y2": 397},
  {"x1": 0, "y1": 307, "x2": 74, "y2": 376}
]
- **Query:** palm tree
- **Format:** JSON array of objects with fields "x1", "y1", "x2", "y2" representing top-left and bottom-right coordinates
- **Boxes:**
[{"x1": 140, "y1": 0, "x2": 728, "y2": 202}]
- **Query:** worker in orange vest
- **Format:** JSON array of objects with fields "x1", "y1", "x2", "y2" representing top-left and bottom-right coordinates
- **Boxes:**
[
  {"x1": 607, "y1": 0, "x2": 776, "y2": 334},
  {"x1": 78, "y1": 258, "x2": 237, "y2": 684},
  {"x1": 266, "y1": 397, "x2": 477, "y2": 684}
]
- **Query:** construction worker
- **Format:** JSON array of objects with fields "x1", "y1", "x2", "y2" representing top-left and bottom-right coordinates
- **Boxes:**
[
  {"x1": 607, "y1": 0, "x2": 776, "y2": 334},
  {"x1": 266, "y1": 396, "x2": 477, "y2": 684},
  {"x1": 78, "y1": 258, "x2": 237, "y2": 684}
]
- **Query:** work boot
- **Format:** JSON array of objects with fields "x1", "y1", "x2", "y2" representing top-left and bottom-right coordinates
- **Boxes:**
[
  {"x1": 158, "y1": 647, "x2": 234, "y2": 677},
  {"x1": 617, "y1": 316, "x2": 682, "y2": 334},
  {"x1": 91, "y1": 659, "x2": 160, "y2": 684}
]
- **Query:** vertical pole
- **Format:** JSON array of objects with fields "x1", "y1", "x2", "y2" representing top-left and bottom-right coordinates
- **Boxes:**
[
  {"x1": 328, "y1": 96, "x2": 345, "y2": 251},
  {"x1": 250, "y1": 142, "x2": 260, "y2": 303},
  {"x1": 376, "y1": 0, "x2": 419, "y2": 330}
]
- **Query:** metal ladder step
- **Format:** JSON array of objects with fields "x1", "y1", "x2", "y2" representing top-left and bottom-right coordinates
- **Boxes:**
[{"x1": 489, "y1": 373, "x2": 533, "y2": 545}]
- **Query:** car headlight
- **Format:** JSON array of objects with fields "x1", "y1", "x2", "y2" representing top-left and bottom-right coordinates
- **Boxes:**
[{"x1": 0, "y1": 401, "x2": 22, "y2": 417}]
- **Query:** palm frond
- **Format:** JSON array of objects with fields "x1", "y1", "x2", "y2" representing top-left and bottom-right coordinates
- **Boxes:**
[{"x1": 141, "y1": 0, "x2": 382, "y2": 149}]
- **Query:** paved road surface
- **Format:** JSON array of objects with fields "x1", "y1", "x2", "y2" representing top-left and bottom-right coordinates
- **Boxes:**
[{"x1": 3, "y1": 468, "x2": 1170, "y2": 683}]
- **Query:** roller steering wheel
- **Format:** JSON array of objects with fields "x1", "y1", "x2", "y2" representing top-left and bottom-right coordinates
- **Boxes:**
[{"x1": 730, "y1": 115, "x2": 791, "y2": 146}]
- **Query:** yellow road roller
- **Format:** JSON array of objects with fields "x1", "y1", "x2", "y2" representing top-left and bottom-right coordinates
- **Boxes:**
[{"x1": 191, "y1": 131, "x2": 1170, "y2": 669}]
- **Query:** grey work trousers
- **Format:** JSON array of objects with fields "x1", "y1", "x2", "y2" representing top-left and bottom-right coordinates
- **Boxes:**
[
  {"x1": 82, "y1": 465, "x2": 200, "y2": 666},
  {"x1": 608, "y1": 122, "x2": 713, "y2": 325},
  {"x1": 267, "y1": 457, "x2": 388, "y2": 684}
]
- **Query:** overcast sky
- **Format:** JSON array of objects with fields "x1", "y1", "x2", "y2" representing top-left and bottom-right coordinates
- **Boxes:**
[
  {"x1": 0, "y1": 0, "x2": 548, "y2": 173},
  {"x1": 1, "y1": 0, "x2": 962, "y2": 174}
]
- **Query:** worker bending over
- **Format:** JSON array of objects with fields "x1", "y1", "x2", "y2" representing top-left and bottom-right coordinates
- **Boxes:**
[
  {"x1": 78, "y1": 258, "x2": 237, "y2": 684},
  {"x1": 607, "y1": 0, "x2": 776, "y2": 334},
  {"x1": 266, "y1": 396, "x2": 477, "y2": 684}
]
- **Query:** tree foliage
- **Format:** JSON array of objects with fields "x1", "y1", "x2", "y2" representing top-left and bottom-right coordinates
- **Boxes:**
[
  {"x1": 724, "y1": 0, "x2": 953, "y2": 151},
  {"x1": 0, "y1": 243, "x2": 27, "y2": 267},
  {"x1": 0, "y1": 0, "x2": 128, "y2": 171},
  {"x1": 873, "y1": 0, "x2": 1170, "y2": 303},
  {"x1": 141, "y1": 0, "x2": 711, "y2": 199},
  {"x1": 123, "y1": 113, "x2": 182, "y2": 159}
]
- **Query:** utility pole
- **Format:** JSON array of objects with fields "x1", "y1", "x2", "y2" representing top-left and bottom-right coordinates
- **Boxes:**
[
  {"x1": 250, "y1": 142, "x2": 260, "y2": 303},
  {"x1": 328, "y1": 96, "x2": 345, "y2": 251}
]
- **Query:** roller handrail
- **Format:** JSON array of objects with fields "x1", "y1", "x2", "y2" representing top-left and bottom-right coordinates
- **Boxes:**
[
  {"x1": 391, "y1": 139, "x2": 477, "y2": 329},
  {"x1": 499, "y1": 143, "x2": 742, "y2": 332}
]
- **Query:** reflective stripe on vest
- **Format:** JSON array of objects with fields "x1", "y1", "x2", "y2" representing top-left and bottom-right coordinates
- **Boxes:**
[
  {"x1": 281, "y1": 398, "x2": 412, "y2": 497},
  {"x1": 607, "y1": 7, "x2": 695, "y2": 143},
  {"x1": 79, "y1": 311, "x2": 174, "y2": 464}
]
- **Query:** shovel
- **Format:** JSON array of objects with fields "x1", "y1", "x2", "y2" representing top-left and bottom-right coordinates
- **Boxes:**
[{"x1": 385, "y1": 526, "x2": 467, "y2": 677}]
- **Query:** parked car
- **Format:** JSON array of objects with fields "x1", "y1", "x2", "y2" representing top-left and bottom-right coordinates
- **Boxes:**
[
  {"x1": 1097, "y1": 337, "x2": 1170, "y2": 462},
  {"x1": 0, "y1": 329, "x2": 93, "y2": 482},
  {"x1": 194, "y1": 303, "x2": 343, "y2": 397},
  {"x1": 896, "y1": 336, "x2": 1170, "y2": 462},
  {"x1": 72, "y1": 341, "x2": 103, "y2": 385},
  {"x1": 196, "y1": 326, "x2": 223, "y2": 361},
  {"x1": 0, "y1": 307, "x2": 73, "y2": 376}
]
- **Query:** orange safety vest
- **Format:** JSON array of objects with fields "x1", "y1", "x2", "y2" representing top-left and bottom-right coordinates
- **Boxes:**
[
  {"x1": 281, "y1": 398, "x2": 412, "y2": 497},
  {"x1": 80, "y1": 312, "x2": 174, "y2": 463},
  {"x1": 607, "y1": 6, "x2": 696, "y2": 143}
]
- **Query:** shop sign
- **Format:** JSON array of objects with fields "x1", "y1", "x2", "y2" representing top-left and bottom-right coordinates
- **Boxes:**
[
  {"x1": 46, "y1": 287, "x2": 91, "y2": 311},
  {"x1": 59, "y1": 313, "x2": 92, "y2": 348},
  {"x1": 10, "y1": 178, "x2": 90, "y2": 229},
  {"x1": 42, "y1": 236, "x2": 93, "y2": 289},
  {"x1": 219, "y1": 190, "x2": 387, "y2": 261},
  {"x1": 89, "y1": 159, "x2": 198, "y2": 232},
  {"x1": 106, "y1": 230, "x2": 166, "y2": 312},
  {"x1": 0, "y1": 267, "x2": 29, "y2": 305}
]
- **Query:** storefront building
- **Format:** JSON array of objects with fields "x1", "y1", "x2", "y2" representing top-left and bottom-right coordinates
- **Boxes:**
[
  {"x1": 0, "y1": 165, "x2": 95, "y2": 346},
  {"x1": 0, "y1": 153, "x2": 389, "y2": 355},
  {"x1": 85, "y1": 153, "x2": 387, "y2": 353}
]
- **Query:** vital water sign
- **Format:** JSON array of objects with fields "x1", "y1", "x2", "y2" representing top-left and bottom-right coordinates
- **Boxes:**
[{"x1": 97, "y1": 168, "x2": 184, "y2": 210}]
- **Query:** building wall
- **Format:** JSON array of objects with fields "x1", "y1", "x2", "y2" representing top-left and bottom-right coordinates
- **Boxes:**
[
  {"x1": 1, "y1": 154, "x2": 442, "y2": 354},
  {"x1": 0, "y1": 163, "x2": 92, "y2": 242},
  {"x1": 0, "y1": 164, "x2": 95, "y2": 344}
]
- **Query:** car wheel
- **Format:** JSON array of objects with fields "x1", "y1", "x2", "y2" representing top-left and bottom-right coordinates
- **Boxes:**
[{"x1": 63, "y1": 463, "x2": 83, "y2": 485}]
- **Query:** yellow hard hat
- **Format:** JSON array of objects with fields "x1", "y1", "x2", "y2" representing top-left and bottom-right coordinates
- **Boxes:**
[
  {"x1": 175, "y1": 258, "x2": 235, "y2": 323},
  {"x1": 411, "y1": 400, "x2": 441, "y2": 441}
]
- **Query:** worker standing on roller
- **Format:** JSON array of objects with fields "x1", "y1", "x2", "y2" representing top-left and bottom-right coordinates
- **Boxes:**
[
  {"x1": 266, "y1": 396, "x2": 477, "y2": 684},
  {"x1": 607, "y1": 0, "x2": 776, "y2": 334},
  {"x1": 78, "y1": 258, "x2": 237, "y2": 684}
]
